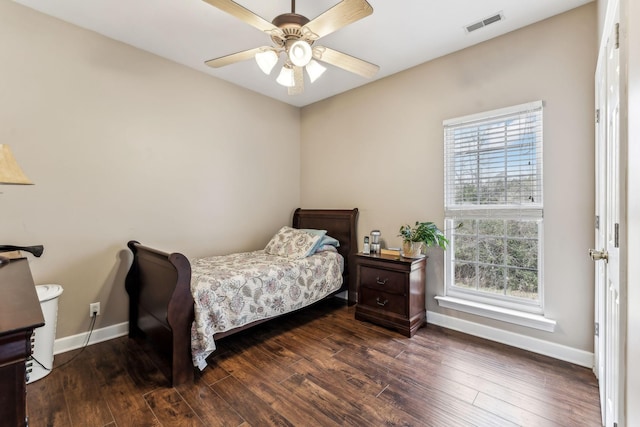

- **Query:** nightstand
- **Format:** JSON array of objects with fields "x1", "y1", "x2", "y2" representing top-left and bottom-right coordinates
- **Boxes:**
[{"x1": 353, "y1": 253, "x2": 426, "y2": 337}]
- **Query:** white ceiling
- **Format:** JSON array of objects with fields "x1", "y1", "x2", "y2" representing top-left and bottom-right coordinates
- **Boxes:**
[{"x1": 14, "y1": 0, "x2": 593, "y2": 107}]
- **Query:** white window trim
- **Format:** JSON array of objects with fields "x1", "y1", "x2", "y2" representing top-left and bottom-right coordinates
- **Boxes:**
[
  {"x1": 443, "y1": 101, "x2": 547, "y2": 319},
  {"x1": 442, "y1": 100, "x2": 543, "y2": 127},
  {"x1": 435, "y1": 295, "x2": 556, "y2": 332}
]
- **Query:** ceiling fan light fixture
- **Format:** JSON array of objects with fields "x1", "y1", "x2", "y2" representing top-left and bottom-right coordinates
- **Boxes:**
[
  {"x1": 202, "y1": 0, "x2": 378, "y2": 95},
  {"x1": 305, "y1": 59, "x2": 326, "y2": 83},
  {"x1": 255, "y1": 50, "x2": 278, "y2": 75},
  {"x1": 288, "y1": 40, "x2": 312, "y2": 67},
  {"x1": 276, "y1": 65, "x2": 295, "y2": 87}
]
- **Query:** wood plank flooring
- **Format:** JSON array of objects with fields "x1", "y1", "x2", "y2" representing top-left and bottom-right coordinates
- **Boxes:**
[{"x1": 26, "y1": 298, "x2": 602, "y2": 426}]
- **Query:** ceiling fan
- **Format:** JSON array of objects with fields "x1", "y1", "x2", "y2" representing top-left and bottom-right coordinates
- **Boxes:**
[{"x1": 202, "y1": 0, "x2": 379, "y2": 95}]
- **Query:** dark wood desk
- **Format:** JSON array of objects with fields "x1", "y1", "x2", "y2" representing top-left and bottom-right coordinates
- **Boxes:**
[{"x1": 0, "y1": 258, "x2": 44, "y2": 427}]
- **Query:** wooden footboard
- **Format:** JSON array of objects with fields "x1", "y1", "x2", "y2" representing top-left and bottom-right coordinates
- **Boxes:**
[
  {"x1": 125, "y1": 208, "x2": 358, "y2": 386},
  {"x1": 125, "y1": 241, "x2": 195, "y2": 386}
]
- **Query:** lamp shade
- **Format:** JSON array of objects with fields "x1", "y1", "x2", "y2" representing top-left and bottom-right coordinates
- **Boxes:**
[
  {"x1": 305, "y1": 60, "x2": 327, "y2": 83},
  {"x1": 288, "y1": 40, "x2": 312, "y2": 67},
  {"x1": 0, "y1": 144, "x2": 33, "y2": 185},
  {"x1": 255, "y1": 50, "x2": 278, "y2": 75},
  {"x1": 276, "y1": 65, "x2": 295, "y2": 87}
]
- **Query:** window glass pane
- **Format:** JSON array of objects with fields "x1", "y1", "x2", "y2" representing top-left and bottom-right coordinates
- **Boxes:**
[
  {"x1": 451, "y1": 217, "x2": 539, "y2": 302},
  {"x1": 506, "y1": 238, "x2": 538, "y2": 269},
  {"x1": 457, "y1": 218, "x2": 477, "y2": 234},
  {"x1": 454, "y1": 262, "x2": 476, "y2": 289},
  {"x1": 506, "y1": 219, "x2": 538, "y2": 237},
  {"x1": 454, "y1": 234, "x2": 477, "y2": 262},
  {"x1": 477, "y1": 265, "x2": 506, "y2": 294},
  {"x1": 478, "y1": 219, "x2": 504, "y2": 235},
  {"x1": 506, "y1": 268, "x2": 538, "y2": 299},
  {"x1": 478, "y1": 236, "x2": 505, "y2": 265}
]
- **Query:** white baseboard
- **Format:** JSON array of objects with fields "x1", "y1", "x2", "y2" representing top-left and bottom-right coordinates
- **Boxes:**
[
  {"x1": 427, "y1": 310, "x2": 594, "y2": 368},
  {"x1": 53, "y1": 322, "x2": 129, "y2": 355}
]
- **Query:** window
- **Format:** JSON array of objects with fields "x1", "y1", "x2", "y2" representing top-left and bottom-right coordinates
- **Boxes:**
[{"x1": 443, "y1": 101, "x2": 544, "y2": 315}]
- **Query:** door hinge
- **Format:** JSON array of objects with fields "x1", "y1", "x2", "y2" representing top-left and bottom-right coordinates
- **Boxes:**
[
  {"x1": 595, "y1": 322, "x2": 599, "y2": 337},
  {"x1": 596, "y1": 109, "x2": 600, "y2": 124},
  {"x1": 615, "y1": 223, "x2": 619, "y2": 248},
  {"x1": 595, "y1": 215, "x2": 600, "y2": 230},
  {"x1": 615, "y1": 23, "x2": 620, "y2": 49}
]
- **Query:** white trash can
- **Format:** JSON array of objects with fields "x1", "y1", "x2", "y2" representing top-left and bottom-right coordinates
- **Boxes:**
[{"x1": 27, "y1": 284, "x2": 63, "y2": 384}]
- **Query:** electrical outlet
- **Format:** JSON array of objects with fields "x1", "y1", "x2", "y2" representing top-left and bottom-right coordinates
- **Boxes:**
[{"x1": 89, "y1": 302, "x2": 100, "y2": 317}]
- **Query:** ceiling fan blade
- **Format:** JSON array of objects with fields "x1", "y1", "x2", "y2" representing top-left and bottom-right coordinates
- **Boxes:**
[
  {"x1": 202, "y1": 0, "x2": 283, "y2": 37},
  {"x1": 205, "y1": 46, "x2": 269, "y2": 68},
  {"x1": 313, "y1": 46, "x2": 379, "y2": 79},
  {"x1": 302, "y1": 0, "x2": 373, "y2": 40},
  {"x1": 289, "y1": 66, "x2": 304, "y2": 95}
]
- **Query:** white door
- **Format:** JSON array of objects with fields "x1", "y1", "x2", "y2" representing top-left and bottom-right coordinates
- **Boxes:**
[
  {"x1": 592, "y1": 2, "x2": 621, "y2": 426},
  {"x1": 594, "y1": 38, "x2": 607, "y2": 425}
]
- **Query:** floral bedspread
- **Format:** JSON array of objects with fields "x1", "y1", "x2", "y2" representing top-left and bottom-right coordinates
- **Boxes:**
[{"x1": 189, "y1": 249, "x2": 344, "y2": 369}]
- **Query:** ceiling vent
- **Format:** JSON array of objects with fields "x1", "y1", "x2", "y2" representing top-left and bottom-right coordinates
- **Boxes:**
[{"x1": 465, "y1": 12, "x2": 504, "y2": 33}]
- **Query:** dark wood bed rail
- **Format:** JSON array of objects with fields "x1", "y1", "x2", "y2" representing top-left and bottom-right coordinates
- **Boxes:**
[{"x1": 125, "y1": 208, "x2": 358, "y2": 386}]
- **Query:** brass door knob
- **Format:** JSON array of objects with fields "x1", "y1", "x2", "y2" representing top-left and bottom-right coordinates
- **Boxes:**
[{"x1": 589, "y1": 248, "x2": 608, "y2": 262}]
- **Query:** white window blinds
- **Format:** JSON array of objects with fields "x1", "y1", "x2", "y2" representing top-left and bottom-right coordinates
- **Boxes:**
[{"x1": 444, "y1": 101, "x2": 543, "y2": 216}]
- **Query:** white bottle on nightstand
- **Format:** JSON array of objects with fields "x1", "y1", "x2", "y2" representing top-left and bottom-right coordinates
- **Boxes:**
[{"x1": 363, "y1": 236, "x2": 370, "y2": 254}]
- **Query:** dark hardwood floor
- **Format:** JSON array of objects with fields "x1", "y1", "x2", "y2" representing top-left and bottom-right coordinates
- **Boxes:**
[{"x1": 27, "y1": 298, "x2": 601, "y2": 426}]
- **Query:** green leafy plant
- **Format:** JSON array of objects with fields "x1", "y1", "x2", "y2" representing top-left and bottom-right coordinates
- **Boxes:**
[{"x1": 398, "y1": 221, "x2": 449, "y2": 250}]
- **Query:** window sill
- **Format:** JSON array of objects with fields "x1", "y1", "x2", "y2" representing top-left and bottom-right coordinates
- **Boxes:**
[{"x1": 434, "y1": 296, "x2": 556, "y2": 332}]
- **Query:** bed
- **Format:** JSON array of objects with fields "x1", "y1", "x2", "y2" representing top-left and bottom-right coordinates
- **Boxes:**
[{"x1": 124, "y1": 208, "x2": 358, "y2": 386}]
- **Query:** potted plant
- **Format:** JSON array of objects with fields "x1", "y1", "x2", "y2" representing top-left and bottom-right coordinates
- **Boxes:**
[{"x1": 398, "y1": 221, "x2": 449, "y2": 258}]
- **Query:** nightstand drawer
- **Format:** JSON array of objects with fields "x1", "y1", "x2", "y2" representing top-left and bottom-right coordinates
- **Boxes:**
[
  {"x1": 359, "y1": 266, "x2": 406, "y2": 295},
  {"x1": 359, "y1": 288, "x2": 406, "y2": 316}
]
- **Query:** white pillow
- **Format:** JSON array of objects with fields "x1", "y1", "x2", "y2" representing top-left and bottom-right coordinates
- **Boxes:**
[{"x1": 264, "y1": 226, "x2": 322, "y2": 259}]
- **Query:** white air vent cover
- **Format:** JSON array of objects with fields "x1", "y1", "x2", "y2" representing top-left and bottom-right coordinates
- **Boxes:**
[{"x1": 465, "y1": 12, "x2": 504, "y2": 33}]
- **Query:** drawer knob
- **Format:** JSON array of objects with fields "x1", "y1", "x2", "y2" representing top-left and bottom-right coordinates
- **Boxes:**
[
  {"x1": 376, "y1": 297, "x2": 389, "y2": 306},
  {"x1": 376, "y1": 277, "x2": 388, "y2": 285}
]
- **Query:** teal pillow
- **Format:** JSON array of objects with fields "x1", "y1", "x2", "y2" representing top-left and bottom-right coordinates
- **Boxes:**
[
  {"x1": 300, "y1": 229, "x2": 329, "y2": 256},
  {"x1": 300, "y1": 228, "x2": 327, "y2": 237},
  {"x1": 300, "y1": 229, "x2": 340, "y2": 255},
  {"x1": 318, "y1": 235, "x2": 340, "y2": 248}
]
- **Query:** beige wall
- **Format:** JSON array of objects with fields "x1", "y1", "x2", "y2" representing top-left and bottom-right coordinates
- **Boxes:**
[
  {"x1": 0, "y1": 1, "x2": 300, "y2": 338},
  {"x1": 301, "y1": 4, "x2": 597, "y2": 351}
]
